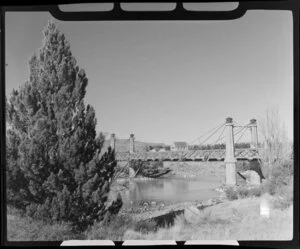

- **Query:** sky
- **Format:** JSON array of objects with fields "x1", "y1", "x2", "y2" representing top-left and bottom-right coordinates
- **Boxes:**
[{"x1": 5, "y1": 10, "x2": 293, "y2": 145}]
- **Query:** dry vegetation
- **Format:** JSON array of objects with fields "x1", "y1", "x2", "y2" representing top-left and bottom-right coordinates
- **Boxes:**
[{"x1": 123, "y1": 195, "x2": 293, "y2": 240}]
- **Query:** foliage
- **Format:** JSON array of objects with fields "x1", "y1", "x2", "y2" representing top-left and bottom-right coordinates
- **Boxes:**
[
  {"x1": 129, "y1": 160, "x2": 164, "y2": 177},
  {"x1": 189, "y1": 143, "x2": 250, "y2": 150},
  {"x1": 134, "y1": 219, "x2": 158, "y2": 233},
  {"x1": 7, "y1": 206, "x2": 81, "y2": 241},
  {"x1": 259, "y1": 108, "x2": 292, "y2": 163},
  {"x1": 85, "y1": 214, "x2": 135, "y2": 240},
  {"x1": 262, "y1": 159, "x2": 293, "y2": 196},
  {"x1": 224, "y1": 187, "x2": 238, "y2": 200},
  {"x1": 6, "y1": 20, "x2": 122, "y2": 231},
  {"x1": 225, "y1": 185, "x2": 262, "y2": 200},
  {"x1": 237, "y1": 186, "x2": 262, "y2": 198},
  {"x1": 123, "y1": 197, "x2": 293, "y2": 240}
]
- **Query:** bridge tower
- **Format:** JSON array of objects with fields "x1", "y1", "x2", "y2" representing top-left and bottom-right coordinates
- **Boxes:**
[
  {"x1": 129, "y1": 133, "x2": 135, "y2": 154},
  {"x1": 110, "y1": 133, "x2": 116, "y2": 150},
  {"x1": 225, "y1": 117, "x2": 237, "y2": 185},
  {"x1": 249, "y1": 119, "x2": 258, "y2": 149}
]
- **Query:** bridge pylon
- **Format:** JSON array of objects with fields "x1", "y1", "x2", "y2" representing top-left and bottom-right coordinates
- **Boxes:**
[
  {"x1": 249, "y1": 119, "x2": 258, "y2": 149},
  {"x1": 110, "y1": 133, "x2": 116, "y2": 150},
  {"x1": 225, "y1": 117, "x2": 237, "y2": 186},
  {"x1": 129, "y1": 133, "x2": 135, "y2": 154}
]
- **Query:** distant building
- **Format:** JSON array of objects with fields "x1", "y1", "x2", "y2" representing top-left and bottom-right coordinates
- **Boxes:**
[
  {"x1": 150, "y1": 148, "x2": 166, "y2": 153},
  {"x1": 171, "y1": 142, "x2": 189, "y2": 151}
]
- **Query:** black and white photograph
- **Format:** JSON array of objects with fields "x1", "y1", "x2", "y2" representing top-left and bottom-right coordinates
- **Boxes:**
[{"x1": 3, "y1": 3, "x2": 294, "y2": 242}]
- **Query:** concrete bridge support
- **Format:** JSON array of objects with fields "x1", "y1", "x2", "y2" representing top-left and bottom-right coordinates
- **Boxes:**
[
  {"x1": 225, "y1": 117, "x2": 237, "y2": 186},
  {"x1": 249, "y1": 119, "x2": 258, "y2": 149},
  {"x1": 129, "y1": 133, "x2": 135, "y2": 154},
  {"x1": 110, "y1": 133, "x2": 115, "y2": 150}
]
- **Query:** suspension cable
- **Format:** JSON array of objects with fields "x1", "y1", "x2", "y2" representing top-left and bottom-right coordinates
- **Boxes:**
[
  {"x1": 188, "y1": 122, "x2": 225, "y2": 145},
  {"x1": 205, "y1": 125, "x2": 226, "y2": 160},
  {"x1": 215, "y1": 122, "x2": 251, "y2": 145},
  {"x1": 235, "y1": 126, "x2": 249, "y2": 144},
  {"x1": 213, "y1": 125, "x2": 226, "y2": 145},
  {"x1": 198, "y1": 124, "x2": 225, "y2": 146},
  {"x1": 234, "y1": 122, "x2": 251, "y2": 136}
]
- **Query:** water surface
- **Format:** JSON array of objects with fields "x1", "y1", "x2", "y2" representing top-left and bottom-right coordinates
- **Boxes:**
[{"x1": 121, "y1": 176, "x2": 221, "y2": 208}]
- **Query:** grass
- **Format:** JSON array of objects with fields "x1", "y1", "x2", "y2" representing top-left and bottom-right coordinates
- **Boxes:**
[
  {"x1": 7, "y1": 206, "x2": 158, "y2": 241},
  {"x1": 84, "y1": 215, "x2": 135, "y2": 240},
  {"x1": 123, "y1": 195, "x2": 293, "y2": 240},
  {"x1": 7, "y1": 206, "x2": 81, "y2": 241}
]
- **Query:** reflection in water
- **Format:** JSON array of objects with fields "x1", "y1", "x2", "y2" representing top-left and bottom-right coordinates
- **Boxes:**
[{"x1": 121, "y1": 176, "x2": 220, "y2": 208}]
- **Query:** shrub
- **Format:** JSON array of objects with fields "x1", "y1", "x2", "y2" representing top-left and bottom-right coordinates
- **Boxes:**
[
  {"x1": 134, "y1": 220, "x2": 158, "y2": 233},
  {"x1": 225, "y1": 185, "x2": 263, "y2": 200},
  {"x1": 224, "y1": 187, "x2": 238, "y2": 200},
  {"x1": 129, "y1": 160, "x2": 163, "y2": 177},
  {"x1": 263, "y1": 159, "x2": 293, "y2": 196},
  {"x1": 7, "y1": 206, "x2": 80, "y2": 241},
  {"x1": 6, "y1": 20, "x2": 121, "y2": 231},
  {"x1": 237, "y1": 186, "x2": 262, "y2": 198},
  {"x1": 85, "y1": 215, "x2": 135, "y2": 240}
]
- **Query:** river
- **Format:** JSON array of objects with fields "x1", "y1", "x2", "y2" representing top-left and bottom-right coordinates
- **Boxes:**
[{"x1": 120, "y1": 175, "x2": 221, "y2": 208}]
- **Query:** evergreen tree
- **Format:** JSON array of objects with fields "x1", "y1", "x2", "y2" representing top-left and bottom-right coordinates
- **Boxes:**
[{"x1": 6, "y1": 20, "x2": 122, "y2": 231}]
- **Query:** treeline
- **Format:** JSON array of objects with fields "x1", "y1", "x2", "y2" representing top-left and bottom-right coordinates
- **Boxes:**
[{"x1": 189, "y1": 142, "x2": 251, "y2": 150}]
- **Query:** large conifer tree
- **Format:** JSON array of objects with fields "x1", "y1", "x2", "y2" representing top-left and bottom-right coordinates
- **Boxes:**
[{"x1": 6, "y1": 20, "x2": 122, "y2": 230}]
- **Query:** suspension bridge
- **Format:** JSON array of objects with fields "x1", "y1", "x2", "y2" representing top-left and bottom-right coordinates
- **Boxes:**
[{"x1": 110, "y1": 117, "x2": 261, "y2": 162}]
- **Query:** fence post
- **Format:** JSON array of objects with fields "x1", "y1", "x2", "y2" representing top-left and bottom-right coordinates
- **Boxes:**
[
  {"x1": 249, "y1": 119, "x2": 258, "y2": 149},
  {"x1": 110, "y1": 133, "x2": 115, "y2": 150},
  {"x1": 129, "y1": 134, "x2": 135, "y2": 154},
  {"x1": 225, "y1": 117, "x2": 237, "y2": 186}
]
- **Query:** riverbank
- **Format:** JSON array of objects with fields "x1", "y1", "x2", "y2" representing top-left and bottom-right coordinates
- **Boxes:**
[{"x1": 123, "y1": 193, "x2": 293, "y2": 240}]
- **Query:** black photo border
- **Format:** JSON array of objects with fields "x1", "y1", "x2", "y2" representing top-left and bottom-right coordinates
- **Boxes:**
[{"x1": 1, "y1": 1, "x2": 299, "y2": 248}]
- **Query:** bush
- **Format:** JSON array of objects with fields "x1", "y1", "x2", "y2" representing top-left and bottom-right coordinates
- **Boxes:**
[
  {"x1": 263, "y1": 159, "x2": 293, "y2": 196},
  {"x1": 85, "y1": 215, "x2": 135, "y2": 240},
  {"x1": 237, "y1": 186, "x2": 262, "y2": 198},
  {"x1": 225, "y1": 185, "x2": 263, "y2": 200},
  {"x1": 225, "y1": 187, "x2": 238, "y2": 200},
  {"x1": 134, "y1": 220, "x2": 158, "y2": 234},
  {"x1": 7, "y1": 206, "x2": 80, "y2": 241},
  {"x1": 129, "y1": 160, "x2": 163, "y2": 177}
]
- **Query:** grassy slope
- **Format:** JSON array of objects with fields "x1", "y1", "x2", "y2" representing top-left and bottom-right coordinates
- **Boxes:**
[{"x1": 123, "y1": 194, "x2": 293, "y2": 240}]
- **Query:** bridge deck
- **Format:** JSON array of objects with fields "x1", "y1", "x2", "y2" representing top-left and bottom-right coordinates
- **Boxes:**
[{"x1": 115, "y1": 149, "x2": 261, "y2": 161}]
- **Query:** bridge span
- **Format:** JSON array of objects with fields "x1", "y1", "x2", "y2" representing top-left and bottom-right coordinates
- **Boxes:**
[
  {"x1": 115, "y1": 148, "x2": 261, "y2": 162},
  {"x1": 111, "y1": 117, "x2": 261, "y2": 185}
]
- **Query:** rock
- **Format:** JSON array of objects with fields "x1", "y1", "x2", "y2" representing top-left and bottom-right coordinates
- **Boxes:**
[
  {"x1": 151, "y1": 201, "x2": 157, "y2": 207},
  {"x1": 184, "y1": 205, "x2": 201, "y2": 224},
  {"x1": 240, "y1": 170, "x2": 261, "y2": 185},
  {"x1": 129, "y1": 167, "x2": 136, "y2": 178},
  {"x1": 249, "y1": 170, "x2": 261, "y2": 185}
]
